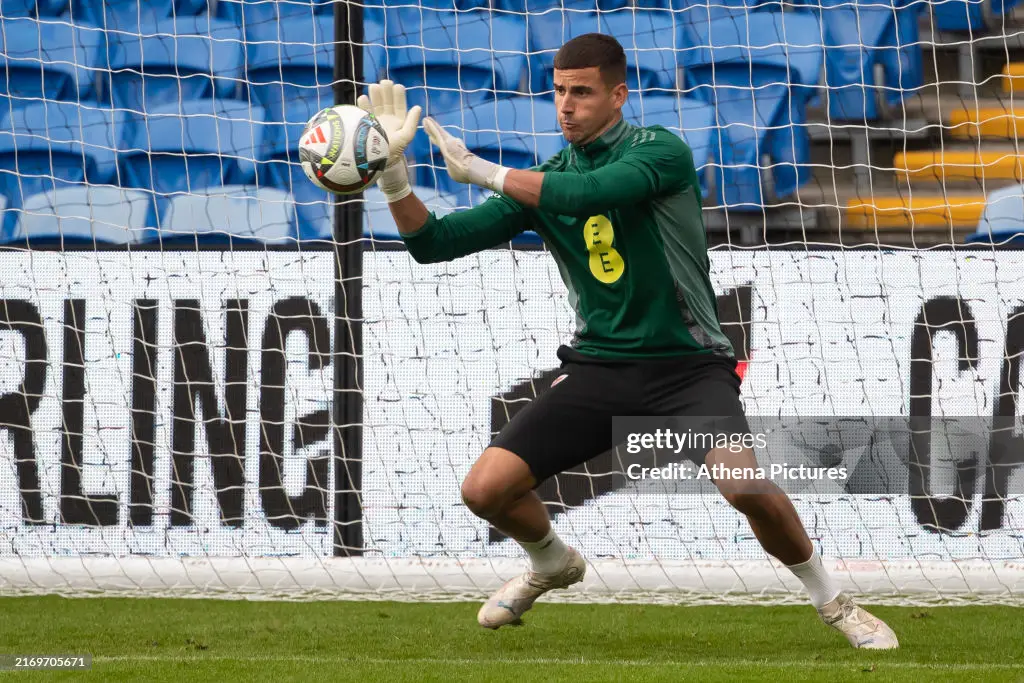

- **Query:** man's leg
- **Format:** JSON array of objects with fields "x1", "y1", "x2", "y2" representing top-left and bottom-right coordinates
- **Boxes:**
[
  {"x1": 705, "y1": 447, "x2": 812, "y2": 565},
  {"x1": 461, "y1": 447, "x2": 547, "y2": 540},
  {"x1": 462, "y1": 446, "x2": 586, "y2": 628},
  {"x1": 707, "y1": 446, "x2": 899, "y2": 649}
]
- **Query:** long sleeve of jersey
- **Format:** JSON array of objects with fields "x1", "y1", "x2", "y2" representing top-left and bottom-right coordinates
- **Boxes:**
[
  {"x1": 538, "y1": 129, "x2": 693, "y2": 216},
  {"x1": 401, "y1": 193, "x2": 530, "y2": 264}
]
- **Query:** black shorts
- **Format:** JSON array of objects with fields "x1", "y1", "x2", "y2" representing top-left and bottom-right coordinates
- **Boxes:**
[{"x1": 490, "y1": 345, "x2": 750, "y2": 485}]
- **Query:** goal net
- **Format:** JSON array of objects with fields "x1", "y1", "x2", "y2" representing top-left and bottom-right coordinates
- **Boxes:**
[{"x1": 1, "y1": 0, "x2": 1023, "y2": 604}]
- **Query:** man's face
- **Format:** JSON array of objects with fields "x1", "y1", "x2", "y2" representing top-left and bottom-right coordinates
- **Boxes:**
[{"x1": 553, "y1": 67, "x2": 626, "y2": 146}]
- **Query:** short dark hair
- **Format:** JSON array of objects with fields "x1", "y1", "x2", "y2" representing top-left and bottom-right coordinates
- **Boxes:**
[{"x1": 553, "y1": 33, "x2": 627, "y2": 88}]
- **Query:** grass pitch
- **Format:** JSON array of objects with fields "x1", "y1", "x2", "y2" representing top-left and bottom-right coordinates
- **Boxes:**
[{"x1": 1, "y1": 597, "x2": 1021, "y2": 681}]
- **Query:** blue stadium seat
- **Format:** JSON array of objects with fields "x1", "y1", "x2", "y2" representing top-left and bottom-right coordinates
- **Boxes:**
[
  {"x1": 246, "y1": 13, "x2": 334, "y2": 125},
  {"x1": 365, "y1": 0, "x2": 490, "y2": 12},
  {"x1": 794, "y1": 0, "x2": 922, "y2": 121},
  {"x1": 2, "y1": 0, "x2": 66, "y2": 16},
  {"x1": 932, "y1": 0, "x2": 1021, "y2": 32},
  {"x1": 107, "y1": 17, "x2": 243, "y2": 113},
  {"x1": 119, "y1": 99, "x2": 266, "y2": 196},
  {"x1": 383, "y1": 10, "x2": 529, "y2": 116},
  {"x1": 364, "y1": 12, "x2": 387, "y2": 84},
  {"x1": 158, "y1": 184, "x2": 299, "y2": 244},
  {"x1": 37, "y1": 0, "x2": 67, "y2": 13},
  {"x1": 11, "y1": 186, "x2": 155, "y2": 244},
  {"x1": 965, "y1": 185, "x2": 1024, "y2": 244},
  {"x1": 362, "y1": 185, "x2": 458, "y2": 241},
  {"x1": 259, "y1": 101, "x2": 331, "y2": 239},
  {"x1": 1, "y1": 0, "x2": 37, "y2": 15},
  {"x1": 622, "y1": 96, "x2": 715, "y2": 197},
  {"x1": 0, "y1": 101, "x2": 123, "y2": 234},
  {"x1": 525, "y1": 11, "x2": 600, "y2": 94},
  {"x1": 528, "y1": 10, "x2": 678, "y2": 95},
  {"x1": 1, "y1": 0, "x2": 69, "y2": 16},
  {"x1": 682, "y1": 11, "x2": 823, "y2": 209},
  {"x1": 218, "y1": 0, "x2": 332, "y2": 29},
  {"x1": 494, "y1": 0, "x2": 630, "y2": 10},
  {"x1": 423, "y1": 97, "x2": 564, "y2": 203},
  {"x1": 659, "y1": 0, "x2": 781, "y2": 49},
  {"x1": 70, "y1": 0, "x2": 210, "y2": 34},
  {"x1": 603, "y1": 11, "x2": 680, "y2": 94},
  {"x1": 0, "y1": 17, "x2": 102, "y2": 109}
]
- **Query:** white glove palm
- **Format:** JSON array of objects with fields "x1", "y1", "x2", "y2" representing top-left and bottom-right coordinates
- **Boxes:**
[
  {"x1": 357, "y1": 80, "x2": 422, "y2": 202},
  {"x1": 423, "y1": 117, "x2": 509, "y2": 193}
]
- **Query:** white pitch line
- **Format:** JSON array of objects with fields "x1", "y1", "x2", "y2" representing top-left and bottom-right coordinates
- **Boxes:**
[{"x1": 92, "y1": 655, "x2": 1024, "y2": 670}]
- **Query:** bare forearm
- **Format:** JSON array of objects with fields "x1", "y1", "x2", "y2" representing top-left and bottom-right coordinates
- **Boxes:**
[{"x1": 387, "y1": 192, "x2": 431, "y2": 235}]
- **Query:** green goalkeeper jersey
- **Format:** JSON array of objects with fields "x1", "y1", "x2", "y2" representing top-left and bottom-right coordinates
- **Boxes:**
[{"x1": 401, "y1": 117, "x2": 733, "y2": 361}]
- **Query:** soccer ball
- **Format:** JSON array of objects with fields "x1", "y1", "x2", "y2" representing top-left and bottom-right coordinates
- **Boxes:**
[{"x1": 298, "y1": 105, "x2": 390, "y2": 195}]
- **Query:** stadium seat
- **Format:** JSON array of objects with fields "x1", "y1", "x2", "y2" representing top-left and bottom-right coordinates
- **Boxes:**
[
  {"x1": 70, "y1": 0, "x2": 210, "y2": 34},
  {"x1": 659, "y1": 0, "x2": 780, "y2": 49},
  {"x1": 795, "y1": 0, "x2": 922, "y2": 121},
  {"x1": 158, "y1": 184, "x2": 299, "y2": 244},
  {"x1": 0, "y1": 101, "x2": 124, "y2": 234},
  {"x1": 528, "y1": 10, "x2": 678, "y2": 95},
  {"x1": 846, "y1": 194, "x2": 986, "y2": 229},
  {"x1": 0, "y1": 18, "x2": 102, "y2": 109},
  {"x1": 218, "y1": 0, "x2": 332, "y2": 30},
  {"x1": 259, "y1": 101, "x2": 332, "y2": 240},
  {"x1": 364, "y1": 12, "x2": 387, "y2": 84},
  {"x1": 422, "y1": 97, "x2": 564, "y2": 203},
  {"x1": 2, "y1": 0, "x2": 66, "y2": 15},
  {"x1": 119, "y1": 99, "x2": 265, "y2": 196},
  {"x1": 963, "y1": 185, "x2": 1024, "y2": 244},
  {"x1": 681, "y1": 12, "x2": 823, "y2": 209},
  {"x1": 1, "y1": 0, "x2": 36, "y2": 15},
  {"x1": 494, "y1": 0, "x2": 630, "y2": 10},
  {"x1": 948, "y1": 105, "x2": 1024, "y2": 139},
  {"x1": 1002, "y1": 62, "x2": 1024, "y2": 94},
  {"x1": 894, "y1": 149, "x2": 1024, "y2": 183},
  {"x1": 246, "y1": 13, "x2": 334, "y2": 125},
  {"x1": 107, "y1": 17, "x2": 244, "y2": 113},
  {"x1": 931, "y1": 0, "x2": 1021, "y2": 32},
  {"x1": 382, "y1": 10, "x2": 529, "y2": 116},
  {"x1": 622, "y1": 96, "x2": 716, "y2": 197},
  {"x1": 11, "y1": 186, "x2": 155, "y2": 244},
  {"x1": 525, "y1": 11, "x2": 600, "y2": 95},
  {"x1": 365, "y1": 0, "x2": 490, "y2": 12},
  {"x1": 362, "y1": 186, "x2": 459, "y2": 241}
]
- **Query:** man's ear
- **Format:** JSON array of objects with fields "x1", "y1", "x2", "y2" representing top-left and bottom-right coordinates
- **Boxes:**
[{"x1": 611, "y1": 82, "x2": 628, "y2": 109}]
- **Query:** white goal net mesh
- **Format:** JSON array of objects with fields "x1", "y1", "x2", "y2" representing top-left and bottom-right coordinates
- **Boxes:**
[{"x1": 0, "y1": 0, "x2": 1022, "y2": 604}]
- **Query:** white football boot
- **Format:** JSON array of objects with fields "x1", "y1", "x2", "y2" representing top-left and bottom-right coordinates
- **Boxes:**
[
  {"x1": 818, "y1": 592, "x2": 899, "y2": 649},
  {"x1": 477, "y1": 548, "x2": 586, "y2": 629}
]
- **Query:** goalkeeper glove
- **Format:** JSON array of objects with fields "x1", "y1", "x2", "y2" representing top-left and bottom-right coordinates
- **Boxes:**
[
  {"x1": 423, "y1": 117, "x2": 510, "y2": 194},
  {"x1": 356, "y1": 80, "x2": 422, "y2": 202}
]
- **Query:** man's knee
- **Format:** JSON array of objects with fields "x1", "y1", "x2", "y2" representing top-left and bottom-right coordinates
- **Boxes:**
[
  {"x1": 461, "y1": 446, "x2": 535, "y2": 519},
  {"x1": 461, "y1": 475, "x2": 504, "y2": 519}
]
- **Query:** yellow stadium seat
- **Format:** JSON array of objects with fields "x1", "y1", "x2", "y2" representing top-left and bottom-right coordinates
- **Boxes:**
[
  {"x1": 948, "y1": 107, "x2": 1024, "y2": 138},
  {"x1": 1002, "y1": 62, "x2": 1024, "y2": 94},
  {"x1": 846, "y1": 196, "x2": 987, "y2": 228},
  {"x1": 894, "y1": 149, "x2": 1024, "y2": 182}
]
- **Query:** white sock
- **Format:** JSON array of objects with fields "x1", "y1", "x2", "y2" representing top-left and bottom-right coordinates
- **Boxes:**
[
  {"x1": 786, "y1": 551, "x2": 841, "y2": 609},
  {"x1": 519, "y1": 529, "x2": 570, "y2": 574}
]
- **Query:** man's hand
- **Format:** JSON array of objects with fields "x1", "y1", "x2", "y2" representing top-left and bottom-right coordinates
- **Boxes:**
[
  {"x1": 357, "y1": 80, "x2": 422, "y2": 202},
  {"x1": 423, "y1": 117, "x2": 510, "y2": 194}
]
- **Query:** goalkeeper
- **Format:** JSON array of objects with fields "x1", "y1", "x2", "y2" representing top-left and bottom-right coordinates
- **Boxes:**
[{"x1": 360, "y1": 33, "x2": 897, "y2": 649}]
